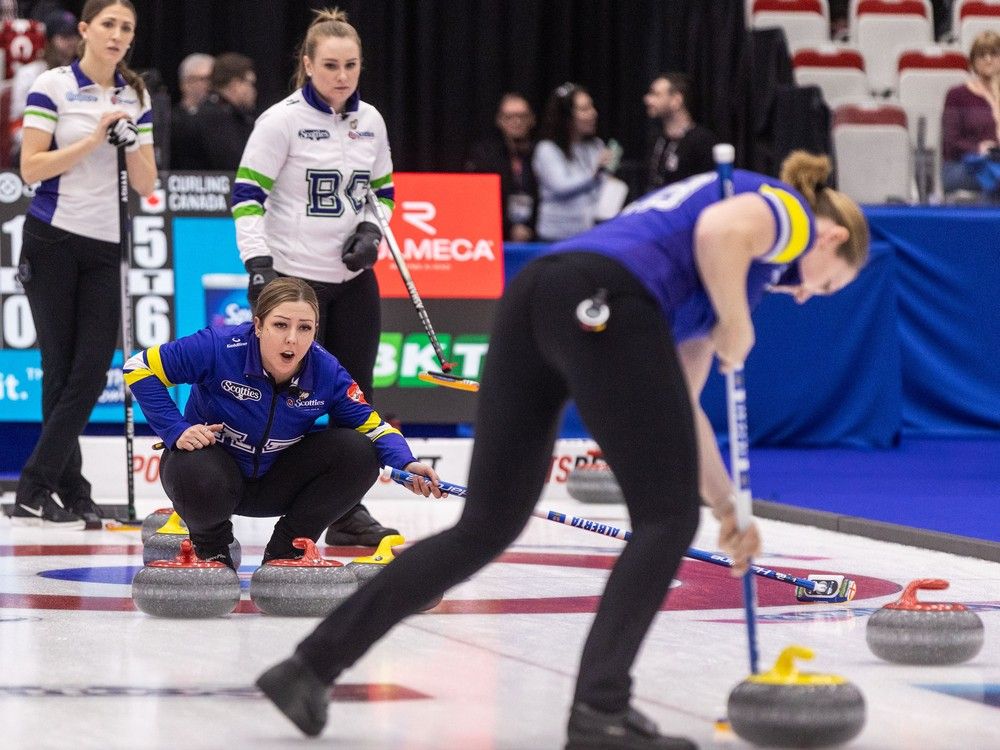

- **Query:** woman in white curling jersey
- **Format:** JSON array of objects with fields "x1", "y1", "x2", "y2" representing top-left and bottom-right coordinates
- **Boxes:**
[{"x1": 12, "y1": 0, "x2": 155, "y2": 530}]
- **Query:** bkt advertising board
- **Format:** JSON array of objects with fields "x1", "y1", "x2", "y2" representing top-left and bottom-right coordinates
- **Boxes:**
[{"x1": 0, "y1": 171, "x2": 501, "y2": 424}]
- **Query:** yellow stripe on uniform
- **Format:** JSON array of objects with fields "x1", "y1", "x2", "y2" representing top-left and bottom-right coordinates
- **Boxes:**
[
  {"x1": 123, "y1": 368, "x2": 155, "y2": 386},
  {"x1": 759, "y1": 185, "x2": 813, "y2": 264},
  {"x1": 123, "y1": 347, "x2": 173, "y2": 387},
  {"x1": 145, "y1": 346, "x2": 174, "y2": 386},
  {"x1": 355, "y1": 412, "x2": 382, "y2": 435},
  {"x1": 370, "y1": 425, "x2": 403, "y2": 442},
  {"x1": 355, "y1": 411, "x2": 404, "y2": 443}
]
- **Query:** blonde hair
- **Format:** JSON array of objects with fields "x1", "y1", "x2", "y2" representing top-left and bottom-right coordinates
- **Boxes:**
[
  {"x1": 779, "y1": 151, "x2": 869, "y2": 268},
  {"x1": 293, "y1": 7, "x2": 362, "y2": 90},
  {"x1": 254, "y1": 278, "x2": 319, "y2": 323},
  {"x1": 78, "y1": 0, "x2": 145, "y2": 101},
  {"x1": 969, "y1": 30, "x2": 1000, "y2": 103},
  {"x1": 969, "y1": 30, "x2": 1000, "y2": 63}
]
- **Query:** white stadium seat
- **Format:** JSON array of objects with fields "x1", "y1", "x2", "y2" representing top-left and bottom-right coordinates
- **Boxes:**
[
  {"x1": 956, "y1": 1, "x2": 1000, "y2": 54},
  {"x1": 751, "y1": 0, "x2": 831, "y2": 51},
  {"x1": 833, "y1": 102, "x2": 912, "y2": 203},
  {"x1": 793, "y1": 45, "x2": 870, "y2": 105},
  {"x1": 855, "y1": 0, "x2": 934, "y2": 94},
  {"x1": 847, "y1": 0, "x2": 932, "y2": 40}
]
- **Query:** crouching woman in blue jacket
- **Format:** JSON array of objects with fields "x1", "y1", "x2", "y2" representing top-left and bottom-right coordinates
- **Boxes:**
[{"x1": 124, "y1": 277, "x2": 442, "y2": 568}]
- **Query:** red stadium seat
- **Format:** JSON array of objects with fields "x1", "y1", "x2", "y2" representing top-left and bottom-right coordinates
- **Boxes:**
[
  {"x1": 956, "y1": 1, "x2": 1000, "y2": 55},
  {"x1": 847, "y1": 0, "x2": 932, "y2": 40},
  {"x1": 746, "y1": 0, "x2": 831, "y2": 28},
  {"x1": 793, "y1": 45, "x2": 869, "y2": 104},
  {"x1": 854, "y1": 0, "x2": 934, "y2": 93},
  {"x1": 832, "y1": 102, "x2": 912, "y2": 203},
  {"x1": 751, "y1": 0, "x2": 831, "y2": 51}
]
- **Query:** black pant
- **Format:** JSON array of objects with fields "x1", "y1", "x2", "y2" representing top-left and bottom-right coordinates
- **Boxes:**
[
  {"x1": 17, "y1": 215, "x2": 120, "y2": 502},
  {"x1": 292, "y1": 270, "x2": 380, "y2": 403},
  {"x1": 160, "y1": 428, "x2": 381, "y2": 557},
  {"x1": 297, "y1": 252, "x2": 701, "y2": 713}
]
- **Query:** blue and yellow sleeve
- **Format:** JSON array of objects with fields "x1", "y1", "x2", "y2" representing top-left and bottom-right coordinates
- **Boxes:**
[
  {"x1": 329, "y1": 372, "x2": 415, "y2": 468},
  {"x1": 756, "y1": 184, "x2": 815, "y2": 265},
  {"x1": 123, "y1": 329, "x2": 217, "y2": 448}
]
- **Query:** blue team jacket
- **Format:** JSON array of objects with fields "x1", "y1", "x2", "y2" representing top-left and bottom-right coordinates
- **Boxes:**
[{"x1": 124, "y1": 323, "x2": 415, "y2": 478}]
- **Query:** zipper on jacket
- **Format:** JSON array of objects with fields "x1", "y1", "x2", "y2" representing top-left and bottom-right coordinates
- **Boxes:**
[{"x1": 253, "y1": 380, "x2": 279, "y2": 479}]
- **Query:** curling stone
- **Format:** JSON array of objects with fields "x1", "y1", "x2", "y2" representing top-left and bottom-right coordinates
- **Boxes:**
[
  {"x1": 142, "y1": 512, "x2": 241, "y2": 568},
  {"x1": 866, "y1": 579, "x2": 984, "y2": 665},
  {"x1": 727, "y1": 645, "x2": 865, "y2": 748},
  {"x1": 250, "y1": 538, "x2": 358, "y2": 617},
  {"x1": 132, "y1": 539, "x2": 241, "y2": 618},
  {"x1": 566, "y1": 463, "x2": 623, "y2": 504},
  {"x1": 347, "y1": 534, "x2": 443, "y2": 611},
  {"x1": 141, "y1": 507, "x2": 175, "y2": 542}
]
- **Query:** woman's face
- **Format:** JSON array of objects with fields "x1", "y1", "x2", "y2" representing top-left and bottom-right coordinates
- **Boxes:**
[
  {"x1": 769, "y1": 218, "x2": 858, "y2": 303},
  {"x1": 972, "y1": 48, "x2": 1000, "y2": 79},
  {"x1": 785, "y1": 246, "x2": 858, "y2": 304},
  {"x1": 80, "y1": 3, "x2": 135, "y2": 68},
  {"x1": 304, "y1": 35, "x2": 362, "y2": 113},
  {"x1": 571, "y1": 91, "x2": 598, "y2": 138},
  {"x1": 254, "y1": 301, "x2": 317, "y2": 383}
]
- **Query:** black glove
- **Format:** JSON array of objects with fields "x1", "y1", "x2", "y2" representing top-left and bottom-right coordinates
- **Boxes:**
[
  {"x1": 245, "y1": 256, "x2": 278, "y2": 304},
  {"x1": 341, "y1": 221, "x2": 382, "y2": 271},
  {"x1": 107, "y1": 118, "x2": 139, "y2": 150}
]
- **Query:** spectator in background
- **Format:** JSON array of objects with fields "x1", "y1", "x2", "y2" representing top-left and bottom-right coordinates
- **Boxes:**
[
  {"x1": 941, "y1": 30, "x2": 1000, "y2": 196},
  {"x1": 532, "y1": 82, "x2": 613, "y2": 242},
  {"x1": 169, "y1": 52, "x2": 213, "y2": 170},
  {"x1": 9, "y1": 9, "x2": 78, "y2": 157},
  {"x1": 186, "y1": 51, "x2": 257, "y2": 170},
  {"x1": 642, "y1": 73, "x2": 716, "y2": 193},
  {"x1": 464, "y1": 93, "x2": 539, "y2": 242}
]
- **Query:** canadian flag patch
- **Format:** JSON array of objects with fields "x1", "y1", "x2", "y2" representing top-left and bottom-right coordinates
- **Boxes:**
[{"x1": 346, "y1": 382, "x2": 367, "y2": 404}]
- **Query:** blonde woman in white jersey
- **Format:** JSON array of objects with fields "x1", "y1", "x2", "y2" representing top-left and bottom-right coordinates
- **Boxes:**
[
  {"x1": 232, "y1": 7, "x2": 398, "y2": 546},
  {"x1": 13, "y1": 0, "x2": 155, "y2": 530}
]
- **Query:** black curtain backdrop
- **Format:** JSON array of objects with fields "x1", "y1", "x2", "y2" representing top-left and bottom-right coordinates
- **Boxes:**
[{"x1": 65, "y1": 0, "x2": 755, "y2": 174}]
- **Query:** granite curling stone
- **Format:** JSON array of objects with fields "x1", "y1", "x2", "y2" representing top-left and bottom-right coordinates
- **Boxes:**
[
  {"x1": 142, "y1": 511, "x2": 241, "y2": 568},
  {"x1": 347, "y1": 534, "x2": 443, "y2": 611},
  {"x1": 141, "y1": 507, "x2": 175, "y2": 543},
  {"x1": 250, "y1": 538, "x2": 358, "y2": 616},
  {"x1": 132, "y1": 539, "x2": 241, "y2": 618},
  {"x1": 866, "y1": 578, "x2": 984, "y2": 665},
  {"x1": 566, "y1": 462, "x2": 624, "y2": 504},
  {"x1": 727, "y1": 645, "x2": 865, "y2": 748}
]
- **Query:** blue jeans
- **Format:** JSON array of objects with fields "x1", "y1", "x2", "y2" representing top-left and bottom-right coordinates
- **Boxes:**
[{"x1": 941, "y1": 160, "x2": 983, "y2": 193}]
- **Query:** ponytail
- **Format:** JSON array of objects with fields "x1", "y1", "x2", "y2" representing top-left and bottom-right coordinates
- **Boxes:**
[
  {"x1": 116, "y1": 61, "x2": 146, "y2": 102},
  {"x1": 780, "y1": 150, "x2": 870, "y2": 268},
  {"x1": 293, "y1": 7, "x2": 362, "y2": 90}
]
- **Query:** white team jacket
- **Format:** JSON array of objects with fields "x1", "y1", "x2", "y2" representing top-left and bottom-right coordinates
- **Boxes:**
[
  {"x1": 232, "y1": 84, "x2": 394, "y2": 283},
  {"x1": 22, "y1": 62, "x2": 154, "y2": 243}
]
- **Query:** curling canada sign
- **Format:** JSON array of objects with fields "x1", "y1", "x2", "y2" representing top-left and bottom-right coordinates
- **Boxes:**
[{"x1": 373, "y1": 173, "x2": 504, "y2": 299}]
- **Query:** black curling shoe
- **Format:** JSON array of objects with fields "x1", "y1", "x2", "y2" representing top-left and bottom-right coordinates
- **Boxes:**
[
  {"x1": 565, "y1": 703, "x2": 697, "y2": 750},
  {"x1": 256, "y1": 654, "x2": 329, "y2": 737},
  {"x1": 67, "y1": 495, "x2": 105, "y2": 530},
  {"x1": 10, "y1": 490, "x2": 85, "y2": 530},
  {"x1": 324, "y1": 504, "x2": 399, "y2": 546}
]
